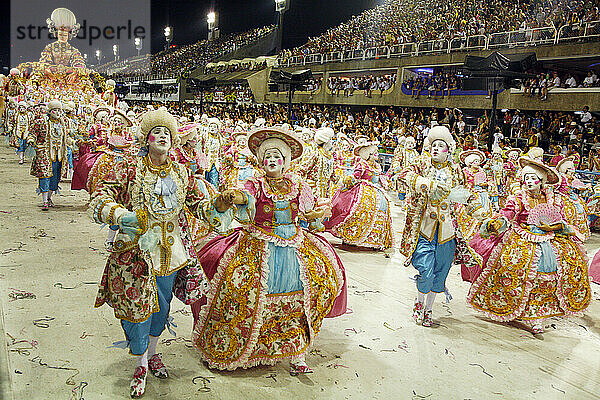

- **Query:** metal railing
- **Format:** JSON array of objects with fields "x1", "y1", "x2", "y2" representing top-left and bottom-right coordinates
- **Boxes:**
[
  {"x1": 557, "y1": 20, "x2": 600, "y2": 42},
  {"x1": 449, "y1": 35, "x2": 487, "y2": 52},
  {"x1": 278, "y1": 23, "x2": 598, "y2": 67},
  {"x1": 488, "y1": 26, "x2": 556, "y2": 49},
  {"x1": 416, "y1": 39, "x2": 449, "y2": 55}
]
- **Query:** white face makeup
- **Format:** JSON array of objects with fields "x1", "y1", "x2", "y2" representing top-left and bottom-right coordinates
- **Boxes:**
[
  {"x1": 49, "y1": 108, "x2": 62, "y2": 120},
  {"x1": 147, "y1": 126, "x2": 172, "y2": 154},
  {"x1": 111, "y1": 115, "x2": 125, "y2": 132},
  {"x1": 509, "y1": 152, "x2": 519, "y2": 161},
  {"x1": 560, "y1": 162, "x2": 575, "y2": 176},
  {"x1": 57, "y1": 29, "x2": 69, "y2": 43},
  {"x1": 430, "y1": 140, "x2": 449, "y2": 163},
  {"x1": 208, "y1": 123, "x2": 218, "y2": 134},
  {"x1": 302, "y1": 132, "x2": 312, "y2": 143},
  {"x1": 185, "y1": 132, "x2": 198, "y2": 148},
  {"x1": 405, "y1": 138, "x2": 416, "y2": 150},
  {"x1": 340, "y1": 139, "x2": 351, "y2": 151},
  {"x1": 236, "y1": 136, "x2": 248, "y2": 148},
  {"x1": 262, "y1": 148, "x2": 285, "y2": 177},
  {"x1": 524, "y1": 173, "x2": 543, "y2": 191}
]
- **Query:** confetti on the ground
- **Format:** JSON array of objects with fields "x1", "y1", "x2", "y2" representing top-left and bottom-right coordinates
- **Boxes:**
[
  {"x1": 1, "y1": 242, "x2": 25, "y2": 255},
  {"x1": 383, "y1": 322, "x2": 395, "y2": 331},
  {"x1": 54, "y1": 281, "x2": 98, "y2": 290},
  {"x1": 33, "y1": 316, "x2": 55, "y2": 328},
  {"x1": 192, "y1": 375, "x2": 213, "y2": 392},
  {"x1": 8, "y1": 288, "x2": 36, "y2": 301},
  {"x1": 469, "y1": 363, "x2": 494, "y2": 378},
  {"x1": 358, "y1": 344, "x2": 371, "y2": 350},
  {"x1": 551, "y1": 384, "x2": 565, "y2": 394},
  {"x1": 28, "y1": 355, "x2": 80, "y2": 385},
  {"x1": 265, "y1": 373, "x2": 277, "y2": 382}
]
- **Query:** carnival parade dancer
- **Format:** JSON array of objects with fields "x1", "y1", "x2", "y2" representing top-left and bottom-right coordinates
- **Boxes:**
[
  {"x1": 488, "y1": 146, "x2": 504, "y2": 210},
  {"x1": 555, "y1": 156, "x2": 590, "y2": 242},
  {"x1": 324, "y1": 140, "x2": 393, "y2": 251},
  {"x1": 388, "y1": 135, "x2": 418, "y2": 204},
  {"x1": 9, "y1": 101, "x2": 29, "y2": 164},
  {"x1": 398, "y1": 126, "x2": 485, "y2": 327},
  {"x1": 460, "y1": 149, "x2": 492, "y2": 215},
  {"x1": 191, "y1": 127, "x2": 347, "y2": 375},
  {"x1": 171, "y1": 122, "x2": 218, "y2": 250},
  {"x1": 297, "y1": 126, "x2": 337, "y2": 199},
  {"x1": 504, "y1": 148, "x2": 522, "y2": 197},
  {"x1": 71, "y1": 106, "x2": 111, "y2": 192},
  {"x1": 220, "y1": 130, "x2": 258, "y2": 190},
  {"x1": 467, "y1": 157, "x2": 591, "y2": 334},
  {"x1": 28, "y1": 100, "x2": 67, "y2": 211},
  {"x1": 88, "y1": 109, "x2": 208, "y2": 397},
  {"x1": 201, "y1": 117, "x2": 224, "y2": 188}
]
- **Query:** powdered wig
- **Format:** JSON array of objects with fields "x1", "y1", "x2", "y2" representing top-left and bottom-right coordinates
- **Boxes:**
[
  {"x1": 47, "y1": 8, "x2": 80, "y2": 38},
  {"x1": 257, "y1": 138, "x2": 292, "y2": 171},
  {"x1": 464, "y1": 153, "x2": 482, "y2": 166},
  {"x1": 139, "y1": 109, "x2": 179, "y2": 148},
  {"x1": 521, "y1": 165, "x2": 548, "y2": 185}
]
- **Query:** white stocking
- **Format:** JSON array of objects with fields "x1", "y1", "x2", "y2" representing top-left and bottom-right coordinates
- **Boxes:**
[
  {"x1": 42, "y1": 192, "x2": 48, "y2": 204},
  {"x1": 425, "y1": 293, "x2": 437, "y2": 311},
  {"x1": 290, "y1": 352, "x2": 306, "y2": 365},
  {"x1": 136, "y1": 350, "x2": 148, "y2": 369},
  {"x1": 417, "y1": 292, "x2": 425, "y2": 304},
  {"x1": 106, "y1": 228, "x2": 118, "y2": 243},
  {"x1": 148, "y1": 336, "x2": 159, "y2": 357}
]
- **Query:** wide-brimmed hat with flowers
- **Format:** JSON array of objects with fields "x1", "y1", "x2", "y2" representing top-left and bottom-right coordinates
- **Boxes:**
[{"x1": 248, "y1": 127, "x2": 303, "y2": 160}]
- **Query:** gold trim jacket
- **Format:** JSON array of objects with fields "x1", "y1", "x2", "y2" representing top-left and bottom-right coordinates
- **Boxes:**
[
  {"x1": 89, "y1": 155, "x2": 207, "y2": 276},
  {"x1": 398, "y1": 155, "x2": 485, "y2": 258}
]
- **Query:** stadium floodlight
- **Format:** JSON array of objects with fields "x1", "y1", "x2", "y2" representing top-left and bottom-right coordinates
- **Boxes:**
[
  {"x1": 113, "y1": 44, "x2": 119, "y2": 61},
  {"x1": 164, "y1": 26, "x2": 173, "y2": 50},
  {"x1": 134, "y1": 37, "x2": 143, "y2": 56},
  {"x1": 207, "y1": 12, "x2": 216, "y2": 24},
  {"x1": 95, "y1": 49, "x2": 102, "y2": 64},
  {"x1": 275, "y1": 0, "x2": 289, "y2": 13},
  {"x1": 207, "y1": 12, "x2": 219, "y2": 40}
]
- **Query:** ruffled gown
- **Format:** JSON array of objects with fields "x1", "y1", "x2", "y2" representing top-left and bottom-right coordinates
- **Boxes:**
[
  {"x1": 325, "y1": 159, "x2": 393, "y2": 250},
  {"x1": 171, "y1": 146, "x2": 218, "y2": 249},
  {"x1": 467, "y1": 188, "x2": 591, "y2": 322},
  {"x1": 191, "y1": 174, "x2": 347, "y2": 370}
]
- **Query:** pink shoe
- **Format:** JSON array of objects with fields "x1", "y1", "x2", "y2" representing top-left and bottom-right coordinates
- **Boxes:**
[
  {"x1": 413, "y1": 301, "x2": 424, "y2": 324},
  {"x1": 532, "y1": 324, "x2": 544, "y2": 334},
  {"x1": 422, "y1": 310, "x2": 433, "y2": 327},
  {"x1": 290, "y1": 362, "x2": 313, "y2": 376},
  {"x1": 42, "y1": 202, "x2": 49, "y2": 211},
  {"x1": 148, "y1": 353, "x2": 168, "y2": 379},
  {"x1": 130, "y1": 366, "x2": 147, "y2": 398}
]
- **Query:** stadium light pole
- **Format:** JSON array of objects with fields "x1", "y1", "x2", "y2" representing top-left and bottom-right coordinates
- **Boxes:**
[
  {"x1": 113, "y1": 44, "x2": 119, "y2": 61},
  {"x1": 207, "y1": 12, "x2": 218, "y2": 41},
  {"x1": 95, "y1": 49, "x2": 102, "y2": 65},
  {"x1": 275, "y1": 0, "x2": 289, "y2": 52},
  {"x1": 134, "y1": 37, "x2": 143, "y2": 57},
  {"x1": 164, "y1": 26, "x2": 173, "y2": 50}
]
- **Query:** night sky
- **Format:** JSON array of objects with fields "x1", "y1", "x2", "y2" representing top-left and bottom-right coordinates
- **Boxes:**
[{"x1": 0, "y1": 0, "x2": 379, "y2": 69}]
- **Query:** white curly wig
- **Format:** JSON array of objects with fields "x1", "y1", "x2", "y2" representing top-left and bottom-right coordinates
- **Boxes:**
[
  {"x1": 47, "y1": 8, "x2": 80, "y2": 38},
  {"x1": 139, "y1": 109, "x2": 179, "y2": 148}
]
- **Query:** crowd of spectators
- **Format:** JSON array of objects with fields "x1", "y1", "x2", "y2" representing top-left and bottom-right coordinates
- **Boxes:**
[
  {"x1": 123, "y1": 100, "x2": 598, "y2": 166},
  {"x1": 522, "y1": 69, "x2": 599, "y2": 100},
  {"x1": 99, "y1": 25, "x2": 276, "y2": 80},
  {"x1": 328, "y1": 74, "x2": 396, "y2": 97},
  {"x1": 204, "y1": 59, "x2": 270, "y2": 74},
  {"x1": 403, "y1": 72, "x2": 462, "y2": 99},
  {"x1": 279, "y1": 0, "x2": 600, "y2": 60}
]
